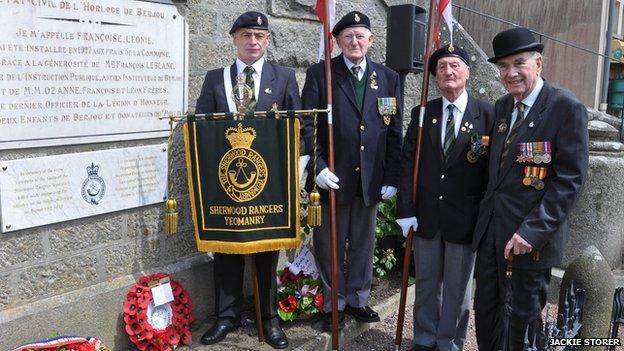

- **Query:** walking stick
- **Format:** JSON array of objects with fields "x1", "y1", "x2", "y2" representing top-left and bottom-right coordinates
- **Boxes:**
[
  {"x1": 394, "y1": 1, "x2": 438, "y2": 349},
  {"x1": 320, "y1": 2, "x2": 340, "y2": 350},
  {"x1": 251, "y1": 256, "x2": 265, "y2": 343},
  {"x1": 502, "y1": 255, "x2": 513, "y2": 351}
]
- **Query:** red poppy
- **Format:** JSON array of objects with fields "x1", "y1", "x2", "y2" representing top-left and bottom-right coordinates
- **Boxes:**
[
  {"x1": 314, "y1": 293, "x2": 324, "y2": 310},
  {"x1": 278, "y1": 295, "x2": 298, "y2": 313}
]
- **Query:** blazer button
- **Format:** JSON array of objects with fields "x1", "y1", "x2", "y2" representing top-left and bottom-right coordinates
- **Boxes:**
[
  {"x1": 440, "y1": 174, "x2": 445, "y2": 180},
  {"x1": 355, "y1": 167, "x2": 360, "y2": 172},
  {"x1": 360, "y1": 125, "x2": 365, "y2": 131},
  {"x1": 439, "y1": 195, "x2": 443, "y2": 200},
  {"x1": 360, "y1": 145, "x2": 365, "y2": 151}
]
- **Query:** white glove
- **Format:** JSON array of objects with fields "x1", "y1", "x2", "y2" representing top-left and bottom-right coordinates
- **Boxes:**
[
  {"x1": 380, "y1": 185, "x2": 397, "y2": 199},
  {"x1": 396, "y1": 217, "x2": 418, "y2": 238},
  {"x1": 298, "y1": 155, "x2": 310, "y2": 185},
  {"x1": 315, "y1": 168, "x2": 339, "y2": 190}
]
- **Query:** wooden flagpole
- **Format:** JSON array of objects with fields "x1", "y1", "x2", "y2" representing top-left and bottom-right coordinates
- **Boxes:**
[
  {"x1": 321, "y1": 2, "x2": 340, "y2": 349},
  {"x1": 394, "y1": 0, "x2": 438, "y2": 349}
]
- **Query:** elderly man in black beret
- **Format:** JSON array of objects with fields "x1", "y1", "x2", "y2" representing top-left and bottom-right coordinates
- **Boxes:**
[
  {"x1": 301, "y1": 10, "x2": 403, "y2": 331},
  {"x1": 472, "y1": 27, "x2": 589, "y2": 351},
  {"x1": 396, "y1": 44, "x2": 494, "y2": 351},
  {"x1": 195, "y1": 11, "x2": 301, "y2": 349}
]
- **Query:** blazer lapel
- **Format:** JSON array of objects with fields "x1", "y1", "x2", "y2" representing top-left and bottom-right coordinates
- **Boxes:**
[
  {"x1": 444, "y1": 97, "x2": 478, "y2": 168},
  {"x1": 334, "y1": 55, "x2": 359, "y2": 112},
  {"x1": 492, "y1": 95, "x2": 514, "y2": 184},
  {"x1": 497, "y1": 83, "x2": 551, "y2": 181},
  {"x1": 362, "y1": 59, "x2": 378, "y2": 116},
  {"x1": 257, "y1": 62, "x2": 276, "y2": 111},
  {"x1": 425, "y1": 99, "x2": 444, "y2": 165}
]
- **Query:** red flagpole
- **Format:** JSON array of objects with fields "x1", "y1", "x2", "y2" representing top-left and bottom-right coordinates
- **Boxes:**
[
  {"x1": 321, "y1": 2, "x2": 340, "y2": 350},
  {"x1": 394, "y1": 0, "x2": 438, "y2": 349}
]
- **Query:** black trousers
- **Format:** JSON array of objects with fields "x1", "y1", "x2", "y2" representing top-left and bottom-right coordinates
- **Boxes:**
[
  {"x1": 474, "y1": 223, "x2": 551, "y2": 351},
  {"x1": 213, "y1": 250, "x2": 279, "y2": 328}
]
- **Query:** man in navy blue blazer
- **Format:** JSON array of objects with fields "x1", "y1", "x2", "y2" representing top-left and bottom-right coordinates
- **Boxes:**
[
  {"x1": 194, "y1": 11, "x2": 301, "y2": 349},
  {"x1": 301, "y1": 10, "x2": 403, "y2": 331}
]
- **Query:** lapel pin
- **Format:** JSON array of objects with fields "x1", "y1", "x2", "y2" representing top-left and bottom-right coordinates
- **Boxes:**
[
  {"x1": 529, "y1": 121, "x2": 534, "y2": 128},
  {"x1": 461, "y1": 126, "x2": 467, "y2": 132},
  {"x1": 464, "y1": 122, "x2": 469, "y2": 126},
  {"x1": 469, "y1": 123, "x2": 473, "y2": 129},
  {"x1": 264, "y1": 88, "x2": 272, "y2": 94},
  {"x1": 432, "y1": 118, "x2": 438, "y2": 124}
]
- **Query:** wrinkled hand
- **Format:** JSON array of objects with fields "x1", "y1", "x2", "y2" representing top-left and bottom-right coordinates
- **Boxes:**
[
  {"x1": 396, "y1": 217, "x2": 418, "y2": 238},
  {"x1": 380, "y1": 185, "x2": 397, "y2": 199},
  {"x1": 315, "y1": 168, "x2": 339, "y2": 190},
  {"x1": 298, "y1": 155, "x2": 310, "y2": 185},
  {"x1": 504, "y1": 233, "x2": 533, "y2": 259}
]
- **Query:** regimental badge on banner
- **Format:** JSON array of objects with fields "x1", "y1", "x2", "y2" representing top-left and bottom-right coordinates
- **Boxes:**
[
  {"x1": 183, "y1": 118, "x2": 301, "y2": 254},
  {"x1": 467, "y1": 133, "x2": 490, "y2": 163},
  {"x1": 377, "y1": 97, "x2": 397, "y2": 127},
  {"x1": 516, "y1": 141, "x2": 552, "y2": 164}
]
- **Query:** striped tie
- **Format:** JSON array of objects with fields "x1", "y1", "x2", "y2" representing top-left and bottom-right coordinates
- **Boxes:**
[
  {"x1": 443, "y1": 104, "x2": 456, "y2": 158},
  {"x1": 243, "y1": 66, "x2": 256, "y2": 111},
  {"x1": 351, "y1": 65, "x2": 361, "y2": 80},
  {"x1": 499, "y1": 102, "x2": 526, "y2": 170}
]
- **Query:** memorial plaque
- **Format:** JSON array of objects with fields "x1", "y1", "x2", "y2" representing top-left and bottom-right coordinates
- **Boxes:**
[
  {"x1": 0, "y1": 0, "x2": 187, "y2": 149},
  {"x1": 0, "y1": 144, "x2": 168, "y2": 232}
]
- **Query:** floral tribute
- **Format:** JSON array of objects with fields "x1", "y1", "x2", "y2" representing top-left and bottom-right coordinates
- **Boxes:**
[
  {"x1": 276, "y1": 266, "x2": 324, "y2": 322},
  {"x1": 122, "y1": 273, "x2": 193, "y2": 351},
  {"x1": 12, "y1": 335, "x2": 110, "y2": 351}
]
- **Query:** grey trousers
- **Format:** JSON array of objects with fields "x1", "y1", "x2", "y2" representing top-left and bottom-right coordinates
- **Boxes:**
[
  {"x1": 413, "y1": 232, "x2": 475, "y2": 351},
  {"x1": 313, "y1": 198, "x2": 378, "y2": 312}
]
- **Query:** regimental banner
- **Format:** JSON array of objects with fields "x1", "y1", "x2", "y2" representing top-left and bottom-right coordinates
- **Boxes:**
[
  {"x1": 0, "y1": 144, "x2": 167, "y2": 232},
  {"x1": 184, "y1": 119, "x2": 301, "y2": 254},
  {"x1": 0, "y1": 0, "x2": 187, "y2": 149}
]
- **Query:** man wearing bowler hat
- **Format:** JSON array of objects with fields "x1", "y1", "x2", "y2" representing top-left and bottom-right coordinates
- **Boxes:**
[
  {"x1": 301, "y1": 10, "x2": 403, "y2": 331},
  {"x1": 396, "y1": 44, "x2": 494, "y2": 351},
  {"x1": 472, "y1": 27, "x2": 589, "y2": 350},
  {"x1": 195, "y1": 11, "x2": 301, "y2": 349}
]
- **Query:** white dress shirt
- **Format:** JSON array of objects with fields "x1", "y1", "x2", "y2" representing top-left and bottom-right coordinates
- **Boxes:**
[
  {"x1": 441, "y1": 90, "x2": 468, "y2": 145},
  {"x1": 236, "y1": 56, "x2": 265, "y2": 100},
  {"x1": 508, "y1": 77, "x2": 544, "y2": 137},
  {"x1": 343, "y1": 56, "x2": 367, "y2": 81}
]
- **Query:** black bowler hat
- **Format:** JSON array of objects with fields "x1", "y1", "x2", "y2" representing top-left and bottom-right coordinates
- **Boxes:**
[
  {"x1": 428, "y1": 44, "x2": 470, "y2": 76},
  {"x1": 229, "y1": 11, "x2": 269, "y2": 34},
  {"x1": 331, "y1": 11, "x2": 371, "y2": 37},
  {"x1": 488, "y1": 27, "x2": 544, "y2": 63}
]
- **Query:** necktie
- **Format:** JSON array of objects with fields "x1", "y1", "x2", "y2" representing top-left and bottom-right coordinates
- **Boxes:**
[
  {"x1": 443, "y1": 104, "x2": 456, "y2": 157},
  {"x1": 499, "y1": 102, "x2": 526, "y2": 170},
  {"x1": 351, "y1": 66, "x2": 361, "y2": 80},
  {"x1": 243, "y1": 66, "x2": 256, "y2": 111}
]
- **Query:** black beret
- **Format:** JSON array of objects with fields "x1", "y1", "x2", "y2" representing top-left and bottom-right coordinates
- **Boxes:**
[
  {"x1": 488, "y1": 27, "x2": 544, "y2": 63},
  {"x1": 331, "y1": 11, "x2": 371, "y2": 37},
  {"x1": 428, "y1": 44, "x2": 470, "y2": 76},
  {"x1": 229, "y1": 11, "x2": 269, "y2": 35}
]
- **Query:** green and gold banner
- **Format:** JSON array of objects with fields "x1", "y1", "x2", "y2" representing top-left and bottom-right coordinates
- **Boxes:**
[{"x1": 183, "y1": 118, "x2": 301, "y2": 254}]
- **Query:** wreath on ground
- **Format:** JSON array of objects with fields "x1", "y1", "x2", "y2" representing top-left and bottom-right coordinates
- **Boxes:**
[{"x1": 123, "y1": 273, "x2": 193, "y2": 351}]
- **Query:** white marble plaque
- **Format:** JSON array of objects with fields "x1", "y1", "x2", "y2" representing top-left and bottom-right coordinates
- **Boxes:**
[
  {"x1": 0, "y1": 144, "x2": 168, "y2": 232},
  {"x1": 0, "y1": 0, "x2": 187, "y2": 149}
]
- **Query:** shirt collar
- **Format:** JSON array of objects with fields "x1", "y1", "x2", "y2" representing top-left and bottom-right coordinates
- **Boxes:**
[
  {"x1": 343, "y1": 56, "x2": 367, "y2": 73},
  {"x1": 442, "y1": 89, "x2": 468, "y2": 114},
  {"x1": 236, "y1": 56, "x2": 265, "y2": 75},
  {"x1": 516, "y1": 76, "x2": 544, "y2": 109}
]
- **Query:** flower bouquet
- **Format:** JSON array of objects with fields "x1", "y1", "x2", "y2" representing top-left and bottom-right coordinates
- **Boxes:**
[{"x1": 276, "y1": 266, "x2": 324, "y2": 322}]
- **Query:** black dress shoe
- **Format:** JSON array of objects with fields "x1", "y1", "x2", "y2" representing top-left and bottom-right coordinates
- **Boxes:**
[
  {"x1": 322, "y1": 311, "x2": 345, "y2": 332},
  {"x1": 344, "y1": 305, "x2": 380, "y2": 323},
  {"x1": 264, "y1": 325, "x2": 288, "y2": 349},
  {"x1": 200, "y1": 322, "x2": 238, "y2": 345}
]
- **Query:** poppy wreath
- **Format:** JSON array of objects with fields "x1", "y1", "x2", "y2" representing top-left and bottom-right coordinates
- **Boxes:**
[{"x1": 123, "y1": 273, "x2": 194, "y2": 351}]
